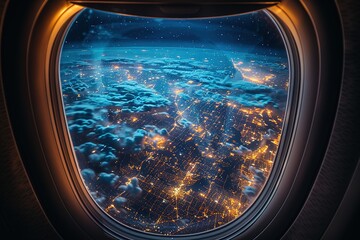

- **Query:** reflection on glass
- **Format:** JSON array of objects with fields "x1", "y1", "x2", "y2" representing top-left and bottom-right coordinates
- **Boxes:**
[{"x1": 60, "y1": 9, "x2": 289, "y2": 235}]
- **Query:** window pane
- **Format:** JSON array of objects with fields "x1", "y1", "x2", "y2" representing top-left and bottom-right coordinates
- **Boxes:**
[{"x1": 60, "y1": 9, "x2": 289, "y2": 235}]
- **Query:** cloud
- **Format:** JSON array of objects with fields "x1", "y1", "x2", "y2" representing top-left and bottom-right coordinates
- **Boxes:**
[
  {"x1": 132, "y1": 129, "x2": 147, "y2": 144},
  {"x1": 65, "y1": 109, "x2": 94, "y2": 120},
  {"x1": 233, "y1": 145, "x2": 252, "y2": 155},
  {"x1": 143, "y1": 125, "x2": 168, "y2": 136},
  {"x1": 75, "y1": 142, "x2": 98, "y2": 154},
  {"x1": 75, "y1": 142, "x2": 117, "y2": 169},
  {"x1": 119, "y1": 177, "x2": 142, "y2": 197},
  {"x1": 178, "y1": 92, "x2": 191, "y2": 101},
  {"x1": 113, "y1": 197, "x2": 127, "y2": 209},
  {"x1": 89, "y1": 81, "x2": 171, "y2": 113},
  {"x1": 65, "y1": 105, "x2": 101, "y2": 135},
  {"x1": 75, "y1": 141, "x2": 116, "y2": 156},
  {"x1": 170, "y1": 64, "x2": 286, "y2": 109},
  {"x1": 91, "y1": 191, "x2": 106, "y2": 204},
  {"x1": 98, "y1": 172, "x2": 120, "y2": 187},
  {"x1": 73, "y1": 123, "x2": 149, "y2": 153},
  {"x1": 99, "y1": 162, "x2": 111, "y2": 171},
  {"x1": 178, "y1": 118, "x2": 193, "y2": 128},
  {"x1": 70, "y1": 119, "x2": 97, "y2": 127},
  {"x1": 158, "y1": 128, "x2": 169, "y2": 136},
  {"x1": 193, "y1": 90, "x2": 224, "y2": 103},
  {"x1": 111, "y1": 125, "x2": 170, "y2": 150},
  {"x1": 179, "y1": 219, "x2": 190, "y2": 226},
  {"x1": 61, "y1": 76, "x2": 92, "y2": 102},
  {"x1": 159, "y1": 58, "x2": 286, "y2": 109},
  {"x1": 243, "y1": 167, "x2": 266, "y2": 200},
  {"x1": 152, "y1": 112, "x2": 170, "y2": 117},
  {"x1": 243, "y1": 186, "x2": 256, "y2": 198},
  {"x1": 98, "y1": 132, "x2": 121, "y2": 149},
  {"x1": 263, "y1": 129, "x2": 276, "y2": 140},
  {"x1": 94, "y1": 124, "x2": 118, "y2": 135},
  {"x1": 88, "y1": 152, "x2": 117, "y2": 164},
  {"x1": 68, "y1": 124, "x2": 92, "y2": 135},
  {"x1": 240, "y1": 174, "x2": 251, "y2": 181},
  {"x1": 124, "y1": 137, "x2": 135, "y2": 149},
  {"x1": 73, "y1": 123, "x2": 168, "y2": 153},
  {"x1": 81, "y1": 168, "x2": 96, "y2": 182},
  {"x1": 241, "y1": 165, "x2": 268, "y2": 201},
  {"x1": 228, "y1": 93, "x2": 274, "y2": 108},
  {"x1": 249, "y1": 166, "x2": 265, "y2": 184},
  {"x1": 114, "y1": 127, "x2": 146, "y2": 151}
]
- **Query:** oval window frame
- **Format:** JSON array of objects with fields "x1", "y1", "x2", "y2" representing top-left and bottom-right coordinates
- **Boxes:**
[
  {"x1": 0, "y1": 0, "x2": 343, "y2": 239},
  {"x1": 53, "y1": 6, "x2": 297, "y2": 240}
]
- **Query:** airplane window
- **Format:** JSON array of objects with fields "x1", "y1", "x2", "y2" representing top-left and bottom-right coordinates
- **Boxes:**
[{"x1": 60, "y1": 9, "x2": 289, "y2": 235}]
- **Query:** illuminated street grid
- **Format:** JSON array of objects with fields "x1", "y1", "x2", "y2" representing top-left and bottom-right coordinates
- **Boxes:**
[{"x1": 61, "y1": 47, "x2": 288, "y2": 235}]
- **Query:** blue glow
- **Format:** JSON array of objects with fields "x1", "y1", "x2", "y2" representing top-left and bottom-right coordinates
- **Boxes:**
[{"x1": 60, "y1": 9, "x2": 289, "y2": 235}]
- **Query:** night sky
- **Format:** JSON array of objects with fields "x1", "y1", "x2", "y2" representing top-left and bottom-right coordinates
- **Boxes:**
[{"x1": 64, "y1": 9, "x2": 286, "y2": 52}]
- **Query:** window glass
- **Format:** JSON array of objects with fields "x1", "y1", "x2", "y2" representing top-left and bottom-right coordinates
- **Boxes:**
[{"x1": 60, "y1": 9, "x2": 289, "y2": 235}]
